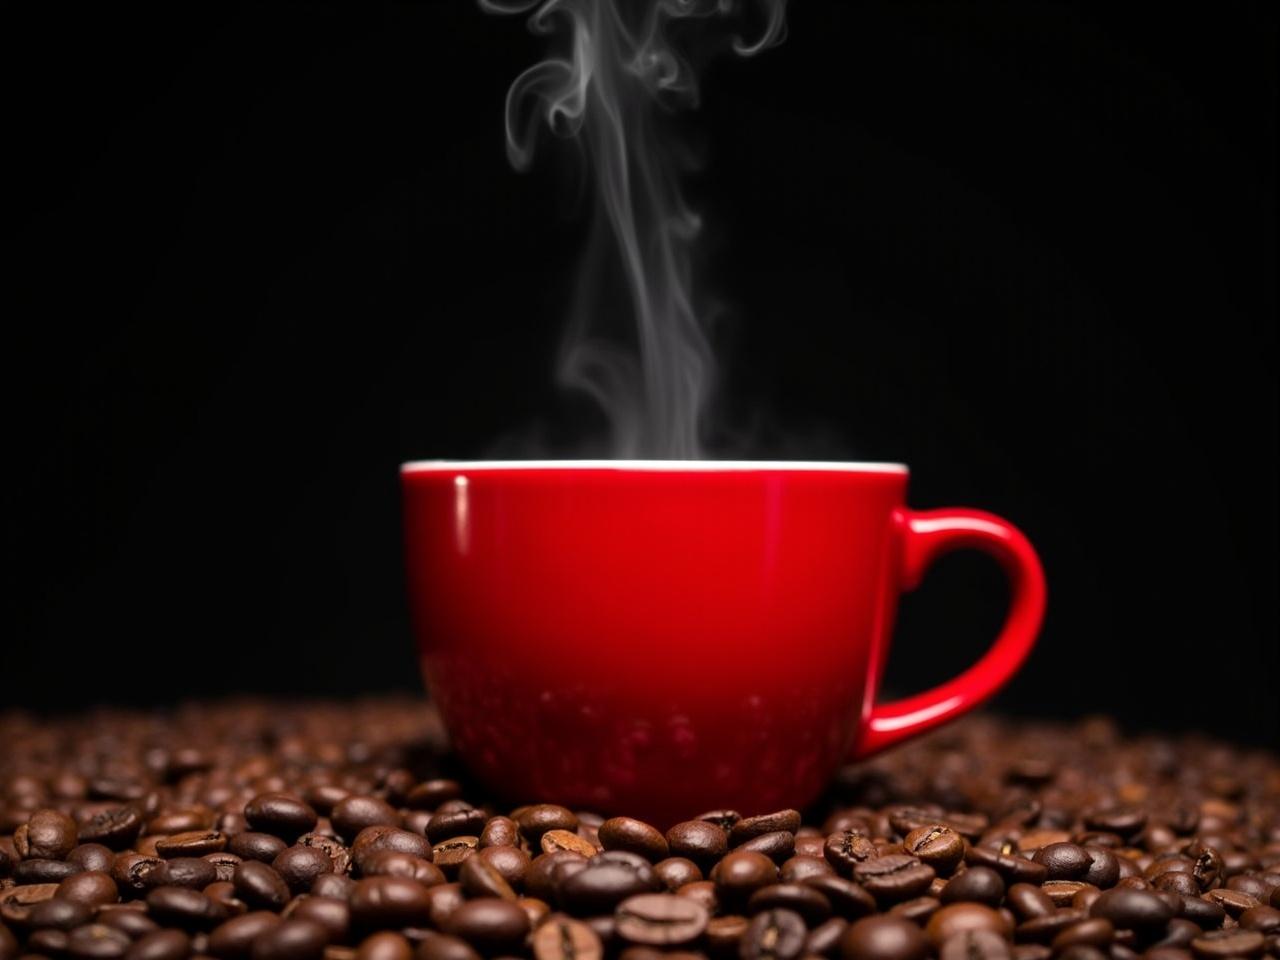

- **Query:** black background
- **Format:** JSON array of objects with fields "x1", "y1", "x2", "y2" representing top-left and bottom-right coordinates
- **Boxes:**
[{"x1": 8, "y1": 3, "x2": 1277, "y2": 744}]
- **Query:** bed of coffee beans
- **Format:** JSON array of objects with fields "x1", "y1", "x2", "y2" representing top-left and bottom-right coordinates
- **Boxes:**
[{"x1": 2, "y1": 702, "x2": 1277, "y2": 960}]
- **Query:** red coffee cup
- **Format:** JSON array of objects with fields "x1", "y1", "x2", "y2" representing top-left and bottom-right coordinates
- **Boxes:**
[{"x1": 401, "y1": 460, "x2": 1045, "y2": 824}]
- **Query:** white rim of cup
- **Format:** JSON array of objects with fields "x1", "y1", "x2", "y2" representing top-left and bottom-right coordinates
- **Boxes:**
[{"x1": 400, "y1": 459, "x2": 909, "y2": 474}]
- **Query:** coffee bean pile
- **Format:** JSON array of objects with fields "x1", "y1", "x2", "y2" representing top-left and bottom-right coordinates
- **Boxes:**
[{"x1": 2, "y1": 703, "x2": 1277, "y2": 960}]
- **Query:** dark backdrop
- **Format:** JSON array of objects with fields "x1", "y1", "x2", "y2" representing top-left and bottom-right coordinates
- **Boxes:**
[{"x1": 7, "y1": 2, "x2": 1277, "y2": 744}]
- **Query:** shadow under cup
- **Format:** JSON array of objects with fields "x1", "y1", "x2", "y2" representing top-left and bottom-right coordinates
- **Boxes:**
[{"x1": 401, "y1": 460, "x2": 1044, "y2": 826}]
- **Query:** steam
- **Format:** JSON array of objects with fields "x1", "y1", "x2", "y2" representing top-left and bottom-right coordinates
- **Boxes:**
[{"x1": 481, "y1": 0, "x2": 787, "y2": 458}]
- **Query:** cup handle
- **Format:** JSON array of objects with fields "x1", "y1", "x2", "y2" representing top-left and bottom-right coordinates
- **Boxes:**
[{"x1": 849, "y1": 507, "x2": 1047, "y2": 761}]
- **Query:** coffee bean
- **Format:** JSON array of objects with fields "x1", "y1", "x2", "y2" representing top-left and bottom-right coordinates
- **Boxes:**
[
  {"x1": 733, "y1": 813, "x2": 803, "y2": 847},
  {"x1": 806, "y1": 916, "x2": 849, "y2": 957},
  {"x1": 443, "y1": 898, "x2": 530, "y2": 954},
  {"x1": 417, "y1": 932, "x2": 483, "y2": 960},
  {"x1": 476, "y1": 846, "x2": 531, "y2": 888},
  {"x1": 653, "y1": 858, "x2": 702, "y2": 892},
  {"x1": 432, "y1": 837, "x2": 479, "y2": 877},
  {"x1": 295, "y1": 834, "x2": 351, "y2": 876},
  {"x1": 206, "y1": 852, "x2": 243, "y2": 884},
  {"x1": 825, "y1": 832, "x2": 878, "y2": 877},
  {"x1": 1082, "y1": 848, "x2": 1120, "y2": 888},
  {"x1": 14, "y1": 858, "x2": 82, "y2": 882},
  {"x1": 516, "y1": 807, "x2": 579, "y2": 846},
  {"x1": 163, "y1": 856, "x2": 218, "y2": 889},
  {"x1": 349, "y1": 877, "x2": 431, "y2": 929},
  {"x1": 1239, "y1": 905, "x2": 1280, "y2": 933},
  {"x1": 903, "y1": 827, "x2": 965, "y2": 875},
  {"x1": 57, "y1": 869, "x2": 120, "y2": 906},
  {"x1": 68, "y1": 844, "x2": 117, "y2": 873},
  {"x1": 526, "y1": 851, "x2": 584, "y2": 903},
  {"x1": 124, "y1": 928, "x2": 191, "y2": 960},
  {"x1": 1088, "y1": 887, "x2": 1176, "y2": 931},
  {"x1": 939, "y1": 930, "x2": 1011, "y2": 960},
  {"x1": 840, "y1": 915, "x2": 930, "y2": 960},
  {"x1": 156, "y1": 831, "x2": 227, "y2": 859},
  {"x1": 560, "y1": 860, "x2": 658, "y2": 916},
  {"x1": 739, "y1": 832, "x2": 797, "y2": 864},
  {"x1": 459, "y1": 856, "x2": 515, "y2": 901},
  {"x1": 1042, "y1": 881, "x2": 1094, "y2": 907},
  {"x1": 242, "y1": 796, "x2": 319, "y2": 842},
  {"x1": 940, "y1": 866, "x2": 1005, "y2": 906},
  {"x1": 666, "y1": 821, "x2": 729, "y2": 870},
  {"x1": 925, "y1": 903, "x2": 1010, "y2": 946},
  {"x1": 356, "y1": 931, "x2": 412, "y2": 960},
  {"x1": 1179, "y1": 895, "x2": 1226, "y2": 928},
  {"x1": 803, "y1": 876, "x2": 877, "y2": 920},
  {"x1": 964, "y1": 847, "x2": 1047, "y2": 886},
  {"x1": 206, "y1": 879, "x2": 248, "y2": 916},
  {"x1": 1189, "y1": 928, "x2": 1265, "y2": 958},
  {"x1": 714, "y1": 852, "x2": 779, "y2": 906},
  {"x1": 1083, "y1": 809, "x2": 1147, "y2": 841},
  {"x1": 427, "y1": 809, "x2": 487, "y2": 845},
  {"x1": 853, "y1": 857, "x2": 935, "y2": 904},
  {"x1": 145, "y1": 886, "x2": 228, "y2": 930},
  {"x1": 541, "y1": 830, "x2": 597, "y2": 858},
  {"x1": 1032, "y1": 844, "x2": 1092, "y2": 881},
  {"x1": 230, "y1": 833, "x2": 290, "y2": 864},
  {"x1": 28, "y1": 897, "x2": 94, "y2": 930},
  {"x1": 613, "y1": 893, "x2": 708, "y2": 946},
  {"x1": 599, "y1": 819, "x2": 668, "y2": 863},
  {"x1": 740, "y1": 908, "x2": 807, "y2": 960},
  {"x1": 1006, "y1": 884, "x2": 1054, "y2": 920},
  {"x1": 273, "y1": 846, "x2": 334, "y2": 893},
  {"x1": 311, "y1": 873, "x2": 355, "y2": 900},
  {"x1": 1051, "y1": 918, "x2": 1115, "y2": 952},
  {"x1": 79, "y1": 809, "x2": 144, "y2": 852},
  {"x1": 530, "y1": 916, "x2": 602, "y2": 960},
  {"x1": 1014, "y1": 909, "x2": 1086, "y2": 944},
  {"x1": 98, "y1": 906, "x2": 161, "y2": 939},
  {"x1": 780, "y1": 855, "x2": 835, "y2": 884},
  {"x1": 210, "y1": 911, "x2": 283, "y2": 958},
  {"x1": 331, "y1": 799, "x2": 399, "y2": 844},
  {"x1": 286, "y1": 896, "x2": 350, "y2": 942},
  {"x1": 17, "y1": 810, "x2": 79, "y2": 861},
  {"x1": 248, "y1": 917, "x2": 328, "y2": 960},
  {"x1": 1, "y1": 882, "x2": 62, "y2": 924},
  {"x1": 478, "y1": 818, "x2": 520, "y2": 850},
  {"x1": 697, "y1": 810, "x2": 742, "y2": 832},
  {"x1": 351, "y1": 827, "x2": 432, "y2": 873},
  {"x1": 425, "y1": 883, "x2": 465, "y2": 928},
  {"x1": 67, "y1": 922, "x2": 133, "y2": 958},
  {"x1": 234, "y1": 861, "x2": 291, "y2": 910},
  {"x1": 748, "y1": 883, "x2": 832, "y2": 926}
]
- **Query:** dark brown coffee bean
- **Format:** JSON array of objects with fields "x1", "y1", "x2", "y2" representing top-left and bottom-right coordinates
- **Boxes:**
[
  {"x1": 733, "y1": 812, "x2": 803, "y2": 847},
  {"x1": 1186, "y1": 843, "x2": 1224, "y2": 893},
  {"x1": 1204, "y1": 887, "x2": 1259, "y2": 917},
  {"x1": 111, "y1": 853, "x2": 165, "y2": 896},
  {"x1": 14, "y1": 858, "x2": 82, "y2": 882},
  {"x1": 940, "y1": 866, "x2": 1005, "y2": 906},
  {"x1": 1006, "y1": 884, "x2": 1054, "y2": 920},
  {"x1": 331, "y1": 799, "x2": 399, "y2": 843},
  {"x1": 516, "y1": 807, "x2": 579, "y2": 846},
  {"x1": 1239, "y1": 904, "x2": 1280, "y2": 932},
  {"x1": 1082, "y1": 848, "x2": 1120, "y2": 889},
  {"x1": 98, "y1": 906, "x2": 161, "y2": 939},
  {"x1": 925, "y1": 903, "x2": 1010, "y2": 946},
  {"x1": 475, "y1": 846, "x2": 530, "y2": 888},
  {"x1": 350, "y1": 877, "x2": 432, "y2": 928},
  {"x1": 230, "y1": 833, "x2": 289, "y2": 864},
  {"x1": 714, "y1": 851, "x2": 779, "y2": 906},
  {"x1": 676, "y1": 880, "x2": 719, "y2": 915},
  {"x1": 311, "y1": 873, "x2": 355, "y2": 900},
  {"x1": 17, "y1": 809, "x2": 79, "y2": 861},
  {"x1": 1154, "y1": 872, "x2": 1201, "y2": 897},
  {"x1": 124, "y1": 928, "x2": 191, "y2": 960},
  {"x1": 939, "y1": 930, "x2": 1011, "y2": 960},
  {"x1": 425, "y1": 883, "x2": 466, "y2": 929},
  {"x1": 68, "y1": 844, "x2": 117, "y2": 874},
  {"x1": 614, "y1": 893, "x2": 708, "y2": 946},
  {"x1": 249, "y1": 918, "x2": 328, "y2": 960},
  {"x1": 0, "y1": 881, "x2": 59, "y2": 924},
  {"x1": 748, "y1": 884, "x2": 832, "y2": 926},
  {"x1": 781, "y1": 856, "x2": 835, "y2": 884},
  {"x1": 560, "y1": 859, "x2": 658, "y2": 916},
  {"x1": 233, "y1": 861, "x2": 291, "y2": 910},
  {"x1": 1050, "y1": 917, "x2": 1114, "y2": 952},
  {"x1": 803, "y1": 876, "x2": 877, "y2": 920},
  {"x1": 58, "y1": 869, "x2": 120, "y2": 906},
  {"x1": 697, "y1": 810, "x2": 742, "y2": 832},
  {"x1": 1033, "y1": 844, "x2": 1092, "y2": 881},
  {"x1": 205, "y1": 879, "x2": 248, "y2": 916},
  {"x1": 459, "y1": 856, "x2": 515, "y2": 901},
  {"x1": 296, "y1": 834, "x2": 350, "y2": 876},
  {"x1": 67, "y1": 922, "x2": 133, "y2": 958},
  {"x1": 1189, "y1": 928, "x2": 1265, "y2": 958},
  {"x1": 599, "y1": 819, "x2": 668, "y2": 863},
  {"x1": 359, "y1": 851, "x2": 443, "y2": 886},
  {"x1": 740, "y1": 907, "x2": 807, "y2": 960},
  {"x1": 29, "y1": 897, "x2": 94, "y2": 930},
  {"x1": 416, "y1": 932, "x2": 483, "y2": 960},
  {"x1": 667, "y1": 821, "x2": 729, "y2": 870},
  {"x1": 740, "y1": 832, "x2": 797, "y2": 864},
  {"x1": 806, "y1": 916, "x2": 849, "y2": 957},
  {"x1": 839, "y1": 914, "x2": 930, "y2": 960},
  {"x1": 903, "y1": 827, "x2": 965, "y2": 875},
  {"x1": 1088, "y1": 887, "x2": 1176, "y2": 931},
  {"x1": 531, "y1": 916, "x2": 603, "y2": 960},
  {"x1": 79, "y1": 809, "x2": 144, "y2": 852},
  {"x1": 1015, "y1": 909, "x2": 1087, "y2": 944},
  {"x1": 427, "y1": 810, "x2": 487, "y2": 845},
  {"x1": 164, "y1": 856, "x2": 219, "y2": 889},
  {"x1": 1179, "y1": 895, "x2": 1226, "y2": 928},
  {"x1": 286, "y1": 896, "x2": 350, "y2": 942},
  {"x1": 1083, "y1": 809, "x2": 1147, "y2": 841},
  {"x1": 1042, "y1": 881, "x2": 1094, "y2": 907},
  {"x1": 540, "y1": 830, "x2": 597, "y2": 858},
  {"x1": 853, "y1": 857, "x2": 935, "y2": 904},
  {"x1": 273, "y1": 846, "x2": 334, "y2": 893},
  {"x1": 28, "y1": 927, "x2": 71, "y2": 956},
  {"x1": 526, "y1": 852, "x2": 585, "y2": 904},
  {"x1": 146, "y1": 885, "x2": 228, "y2": 930},
  {"x1": 478, "y1": 818, "x2": 520, "y2": 850},
  {"x1": 356, "y1": 931, "x2": 412, "y2": 960},
  {"x1": 432, "y1": 838, "x2": 479, "y2": 878},
  {"x1": 351, "y1": 827, "x2": 432, "y2": 872},
  {"x1": 825, "y1": 833, "x2": 878, "y2": 877},
  {"x1": 210, "y1": 911, "x2": 284, "y2": 958},
  {"x1": 156, "y1": 831, "x2": 227, "y2": 859},
  {"x1": 964, "y1": 847, "x2": 1047, "y2": 886},
  {"x1": 242, "y1": 798, "x2": 316, "y2": 844},
  {"x1": 443, "y1": 898, "x2": 531, "y2": 954},
  {"x1": 205, "y1": 852, "x2": 243, "y2": 884}
]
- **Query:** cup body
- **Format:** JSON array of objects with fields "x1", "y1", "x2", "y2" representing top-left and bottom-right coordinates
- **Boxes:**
[{"x1": 402, "y1": 460, "x2": 910, "y2": 823}]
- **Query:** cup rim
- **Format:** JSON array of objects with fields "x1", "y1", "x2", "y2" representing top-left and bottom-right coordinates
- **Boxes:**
[{"x1": 401, "y1": 459, "x2": 908, "y2": 474}]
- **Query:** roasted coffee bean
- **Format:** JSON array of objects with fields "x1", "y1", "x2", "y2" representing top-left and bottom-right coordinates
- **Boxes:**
[
  {"x1": 234, "y1": 861, "x2": 292, "y2": 910},
  {"x1": 526, "y1": 851, "x2": 585, "y2": 904},
  {"x1": 1179, "y1": 896, "x2": 1226, "y2": 928},
  {"x1": 98, "y1": 906, "x2": 161, "y2": 939},
  {"x1": 286, "y1": 896, "x2": 350, "y2": 942},
  {"x1": 156, "y1": 831, "x2": 226, "y2": 859},
  {"x1": 57, "y1": 869, "x2": 120, "y2": 906},
  {"x1": 443, "y1": 898, "x2": 531, "y2": 954},
  {"x1": 296, "y1": 834, "x2": 350, "y2": 876},
  {"x1": 2, "y1": 881, "x2": 61, "y2": 924},
  {"x1": 748, "y1": 884, "x2": 832, "y2": 926},
  {"x1": 230, "y1": 833, "x2": 290, "y2": 864},
  {"x1": 540, "y1": 830, "x2": 596, "y2": 858},
  {"x1": 1238, "y1": 904, "x2": 1280, "y2": 933},
  {"x1": 163, "y1": 856, "x2": 218, "y2": 889},
  {"x1": 697, "y1": 810, "x2": 742, "y2": 833},
  {"x1": 1032, "y1": 844, "x2": 1092, "y2": 881},
  {"x1": 1042, "y1": 881, "x2": 1094, "y2": 907},
  {"x1": 417, "y1": 932, "x2": 484, "y2": 960},
  {"x1": 964, "y1": 847, "x2": 1047, "y2": 886},
  {"x1": 1153, "y1": 872, "x2": 1201, "y2": 897},
  {"x1": 248, "y1": 917, "x2": 328, "y2": 960},
  {"x1": 79, "y1": 809, "x2": 145, "y2": 851},
  {"x1": 840, "y1": 915, "x2": 930, "y2": 960},
  {"x1": 349, "y1": 877, "x2": 432, "y2": 929},
  {"x1": 124, "y1": 928, "x2": 191, "y2": 960},
  {"x1": 940, "y1": 866, "x2": 1005, "y2": 906},
  {"x1": 404, "y1": 780, "x2": 462, "y2": 812},
  {"x1": 273, "y1": 846, "x2": 334, "y2": 893},
  {"x1": 613, "y1": 893, "x2": 708, "y2": 946},
  {"x1": 1088, "y1": 887, "x2": 1176, "y2": 931},
  {"x1": 676, "y1": 880, "x2": 719, "y2": 915},
  {"x1": 1081, "y1": 848, "x2": 1120, "y2": 889},
  {"x1": 1015, "y1": 909, "x2": 1086, "y2": 944},
  {"x1": 16, "y1": 810, "x2": 79, "y2": 861},
  {"x1": 803, "y1": 876, "x2": 877, "y2": 920},
  {"x1": 351, "y1": 827, "x2": 432, "y2": 872},
  {"x1": 356, "y1": 931, "x2": 412, "y2": 960},
  {"x1": 243, "y1": 795, "x2": 319, "y2": 842},
  {"x1": 667, "y1": 821, "x2": 729, "y2": 870},
  {"x1": 733, "y1": 813, "x2": 803, "y2": 846},
  {"x1": 146, "y1": 886, "x2": 228, "y2": 930},
  {"x1": 740, "y1": 908, "x2": 807, "y2": 960},
  {"x1": 1185, "y1": 843, "x2": 1224, "y2": 893},
  {"x1": 560, "y1": 859, "x2": 657, "y2": 916},
  {"x1": 432, "y1": 838, "x2": 479, "y2": 877},
  {"x1": 530, "y1": 916, "x2": 602, "y2": 960},
  {"x1": 516, "y1": 807, "x2": 579, "y2": 846},
  {"x1": 459, "y1": 856, "x2": 515, "y2": 901},
  {"x1": 14, "y1": 858, "x2": 82, "y2": 882},
  {"x1": 903, "y1": 827, "x2": 964, "y2": 875},
  {"x1": 599, "y1": 819, "x2": 668, "y2": 863},
  {"x1": 1082, "y1": 809, "x2": 1147, "y2": 841},
  {"x1": 209, "y1": 911, "x2": 284, "y2": 958},
  {"x1": 654, "y1": 858, "x2": 702, "y2": 891},
  {"x1": 358, "y1": 851, "x2": 443, "y2": 886},
  {"x1": 478, "y1": 818, "x2": 520, "y2": 850},
  {"x1": 206, "y1": 852, "x2": 243, "y2": 883},
  {"x1": 68, "y1": 844, "x2": 117, "y2": 873},
  {"x1": 925, "y1": 903, "x2": 1010, "y2": 946},
  {"x1": 28, "y1": 897, "x2": 94, "y2": 930},
  {"x1": 206, "y1": 879, "x2": 249, "y2": 916},
  {"x1": 853, "y1": 857, "x2": 935, "y2": 904},
  {"x1": 1006, "y1": 884, "x2": 1055, "y2": 920},
  {"x1": 714, "y1": 852, "x2": 779, "y2": 905},
  {"x1": 825, "y1": 833, "x2": 878, "y2": 876},
  {"x1": 739, "y1": 832, "x2": 797, "y2": 864},
  {"x1": 781, "y1": 855, "x2": 835, "y2": 884},
  {"x1": 1050, "y1": 918, "x2": 1114, "y2": 952},
  {"x1": 427, "y1": 810, "x2": 487, "y2": 845},
  {"x1": 425, "y1": 883, "x2": 465, "y2": 929},
  {"x1": 1189, "y1": 928, "x2": 1265, "y2": 958},
  {"x1": 331, "y1": 799, "x2": 399, "y2": 844},
  {"x1": 311, "y1": 873, "x2": 355, "y2": 900},
  {"x1": 67, "y1": 922, "x2": 133, "y2": 958},
  {"x1": 1204, "y1": 887, "x2": 1259, "y2": 917},
  {"x1": 939, "y1": 930, "x2": 1012, "y2": 960},
  {"x1": 475, "y1": 845, "x2": 530, "y2": 888},
  {"x1": 807, "y1": 916, "x2": 849, "y2": 957}
]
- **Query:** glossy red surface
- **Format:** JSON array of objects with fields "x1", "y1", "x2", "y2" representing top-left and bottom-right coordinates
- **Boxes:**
[{"x1": 402, "y1": 462, "x2": 1044, "y2": 825}]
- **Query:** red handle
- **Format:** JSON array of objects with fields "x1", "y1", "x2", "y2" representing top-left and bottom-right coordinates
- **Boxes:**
[{"x1": 850, "y1": 508, "x2": 1046, "y2": 760}]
